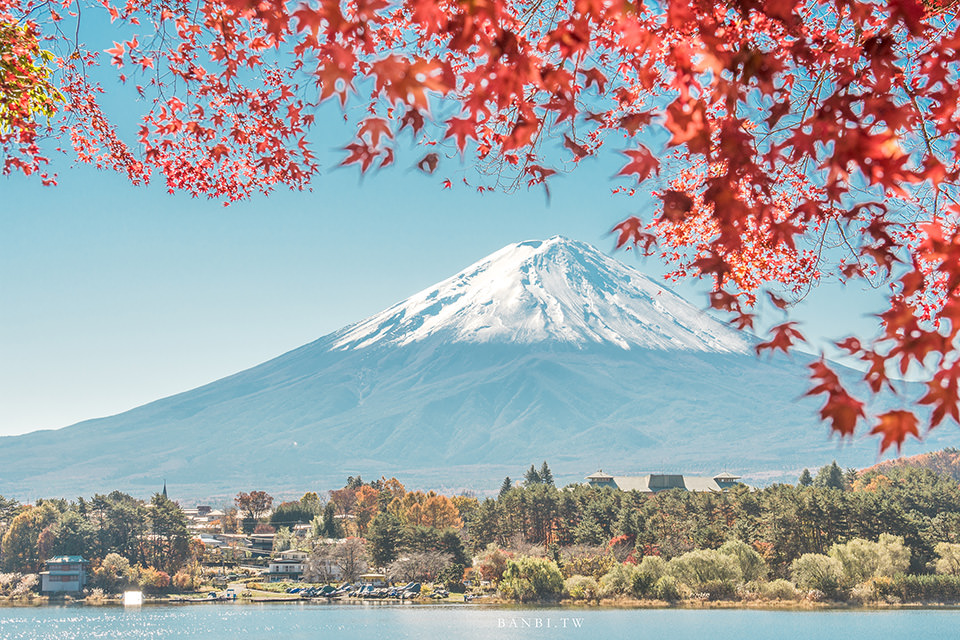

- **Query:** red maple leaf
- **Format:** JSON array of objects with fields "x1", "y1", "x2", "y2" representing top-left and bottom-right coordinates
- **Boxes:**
[
  {"x1": 104, "y1": 42, "x2": 125, "y2": 66},
  {"x1": 918, "y1": 365, "x2": 960, "y2": 427},
  {"x1": 400, "y1": 109, "x2": 426, "y2": 135},
  {"x1": 564, "y1": 134, "x2": 589, "y2": 159},
  {"x1": 807, "y1": 360, "x2": 865, "y2": 439},
  {"x1": 658, "y1": 190, "x2": 693, "y2": 222},
  {"x1": 612, "y1": 216, "x2": 643, "y2": 248},
  {"x1": 756, "y1": 322, "x2": 805, "y2": 355},
  {"x1": 358, "y1": 117, "x2": 392, "y2": 147},
  {"x1": 612, "y1": 217, "x2": 656, "y2": 253},
  {"x1": 870, "y1": 410, "x2": 920, "y2": 455},
  {"x1": 444, "y1": 116, "x2": 477, "y2": 153},
  {"x1": 617, "y1": 145, "x2": 659, "y2": 182}
]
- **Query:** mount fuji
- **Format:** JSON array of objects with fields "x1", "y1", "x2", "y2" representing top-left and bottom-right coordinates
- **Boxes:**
[{"x1": 0, "y1": 236, "x2": 948, "y2": 500}]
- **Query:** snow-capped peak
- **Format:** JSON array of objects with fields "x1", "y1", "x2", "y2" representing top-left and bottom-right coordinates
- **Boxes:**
[{"x1": 331, "y1": 236, "x2": 752, "y2": 353}]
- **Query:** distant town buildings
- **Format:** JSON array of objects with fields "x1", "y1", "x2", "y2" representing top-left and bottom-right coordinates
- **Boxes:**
[{"x1": 585, "y1": 470, "x2": 742, "y2": 492}]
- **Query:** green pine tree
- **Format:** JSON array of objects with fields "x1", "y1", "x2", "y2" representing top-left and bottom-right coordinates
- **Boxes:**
[
  {"x1": 367, "y1": 512, "x2": 402, "y2": 567},
  {"x1": 814, "y1": 461, "x2": 845, "y2": 490},
  {"x1": 524, "y1": 464, "x2": 542, "y2": 486},
  {"x1": 539, "y1": 461, "x2": 554, "y2": 487}
]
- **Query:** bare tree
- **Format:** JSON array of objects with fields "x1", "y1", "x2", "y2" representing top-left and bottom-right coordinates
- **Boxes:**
[{"x1": 386, "y1": 551, "x2": 451, "y2": 583}]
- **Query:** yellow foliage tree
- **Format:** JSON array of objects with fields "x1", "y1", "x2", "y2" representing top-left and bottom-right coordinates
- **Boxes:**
[{"x1": 354, "y1": 486, "x2": 380, "y2": 536}]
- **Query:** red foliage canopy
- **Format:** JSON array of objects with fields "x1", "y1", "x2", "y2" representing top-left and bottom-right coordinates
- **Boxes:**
[{"x1": 5, "y1": 0, "x2": 960, "y2": 453}]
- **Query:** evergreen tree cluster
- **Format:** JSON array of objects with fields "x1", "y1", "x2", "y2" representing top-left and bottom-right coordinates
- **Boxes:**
[{"x1": 468, "y1": 462, "x2": 960, "y2": 576}]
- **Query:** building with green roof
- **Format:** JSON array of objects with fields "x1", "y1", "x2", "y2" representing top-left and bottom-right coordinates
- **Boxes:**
[{"x1": 40, "y1": 556, "x2": 89, "y2": 593}]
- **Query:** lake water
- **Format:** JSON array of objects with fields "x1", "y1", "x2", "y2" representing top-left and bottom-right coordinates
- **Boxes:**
[{"x1": 1, "y1": 603, "x2": 958, "y2": 640}]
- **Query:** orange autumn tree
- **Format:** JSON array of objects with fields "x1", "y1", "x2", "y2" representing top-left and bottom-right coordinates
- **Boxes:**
[
  {"x1": 353, "y1": 485, "x2": 380, "y2": 534},
  {"x1": 389, "y1": 490, "x2": 461, "y2": 528},
  {"x1": 5, "y1": 0, "x2": 960, "y2": 451}
]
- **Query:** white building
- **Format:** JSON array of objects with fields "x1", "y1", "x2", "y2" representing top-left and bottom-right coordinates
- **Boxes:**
[
  {"x1": 40, "y1": 556, "x2": 89, "y2": 593},
  {"x1": 265, "y1": 549, "x2": 309, "y2": 582}
]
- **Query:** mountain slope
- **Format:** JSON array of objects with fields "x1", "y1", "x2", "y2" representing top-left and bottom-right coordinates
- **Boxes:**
[
  {"x1": 0, "y1": 236, "x2": 949, "y2": 500},
  {"x1": 861, "y1": 448, "x2": 960, "y2": 482}
]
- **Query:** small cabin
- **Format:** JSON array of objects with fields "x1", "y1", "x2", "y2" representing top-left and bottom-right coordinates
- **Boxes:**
[{"x1": 358, "y1": 572, "x2": 388, "y2": 587}]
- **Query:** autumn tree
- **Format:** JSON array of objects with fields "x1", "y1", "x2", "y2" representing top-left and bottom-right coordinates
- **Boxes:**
[
  {"x1": 421, "y1": 493, "x2": 462, "y2": 529},
  {"x1": 353, "y1": 485, "x2": 380, "y2": 535},
  {"x1": 235, "y1": 491, "x2": 273, "y2": 522},
  {"x1": 0, "y1": 502, "x2": 60, "y2": 572},
  {"x1": 330, "y1": 536, "x2": 368, "y2": 581},
  {"x1": 329, "y1": 487, "x2": 357, "y2": 518}
]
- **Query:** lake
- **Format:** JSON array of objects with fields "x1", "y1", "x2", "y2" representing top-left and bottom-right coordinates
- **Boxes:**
[{"x1": 1, "y1": 603, "x2": 958, "y2": 639}]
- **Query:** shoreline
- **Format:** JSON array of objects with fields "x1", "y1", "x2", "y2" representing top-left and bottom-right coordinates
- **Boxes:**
[{"x1": 5, "y1": 595, "x2": 960, "y2": 611}]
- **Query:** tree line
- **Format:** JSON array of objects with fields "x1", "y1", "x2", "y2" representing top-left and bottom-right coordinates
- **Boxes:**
[
  {"x1": 0, "y1": 491, "x2": 197, "y2": 594},
  {"x1": 6, "y1": 458, "x2": 960, "y2": 603}
]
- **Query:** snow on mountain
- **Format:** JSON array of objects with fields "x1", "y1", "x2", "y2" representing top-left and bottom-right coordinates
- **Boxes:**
[
  {"x1": 0, "y1": 236, "x2": 946, "y2": 500},
  {"x1": 331, "y1": 236, "x2": 751, "y2": 353}
]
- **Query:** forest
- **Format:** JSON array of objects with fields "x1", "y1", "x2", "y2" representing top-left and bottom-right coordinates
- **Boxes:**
[{"x1": 4, "y1": 457, "x2": 960, "y2": 604}]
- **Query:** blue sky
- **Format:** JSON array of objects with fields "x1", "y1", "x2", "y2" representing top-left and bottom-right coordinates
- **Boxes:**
[
  {"x1": 0, "y1": 12, "x2": 891, "y2": 437},
  {"x1": 0, "y1": 143, "x2": 890, "y2": 438}
]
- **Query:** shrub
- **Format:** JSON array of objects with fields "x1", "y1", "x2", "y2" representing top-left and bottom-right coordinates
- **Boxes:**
[
  {"x1": 438, "y1": 563, "x2": 467, "y2": 593},
  {"x1": 598, "y1": 563, "x2": 638, "y2": 598},
  {"x1": 873, "y1": 574, "x2": 960, "y2": 603},
  {"x1": 84, "y1": 588, "x2": 107, "y2": 604},
  {"x1": 634, "y1": 556, "x2": 667, "y2": 598},
  {"x1": 560, "y1": 546, "x2": 617, "y2": 580},
  {"x1": 10, "y1": 574, "x2": 37, "y2": 598},
  {"x1": 564, "y1": 575, "x2": 600, "y2": 602},
  {"x1": 668, "y1": 549, "x2": 741, "y2": 593},
  {"x1": 652, "y1": 575, "x2": 681, "y2": 601},
  {"x1": 719, "y1": 540, "x2": 768, "y2": 582},
  {"x1": 699, "y1": 579, "x2": 737, "y2": 600},
  {"x1": 498, "y1": 556, "x2": 564, "y2": 602},
  {"x1": 172, "y1": 570, "x2": 199, "y2": 592},
  {"x1": 759, "y1": 579, "x2": 800, "y2": 601},
  {"x1": 934, "y1": 542, "x2": 960, "y2": 576},
  {"x1": 828, "y1": 534, "x2": 910, "y2": 587},
  {"x1": 472, "y1": 545, "x2": 510, "y2": 583},
  {"x1": 0, "y1": 573, "x2": 22, "y2": 596},
  {"x1": 92, "y1": 553, "x2": 138, "y2": 593},
  {"x1": 139, "y1": 567, "x2": 171, "y2": 594},
  {"x1": 790, "y1": 554, "x2": 843, "y2": 596}
]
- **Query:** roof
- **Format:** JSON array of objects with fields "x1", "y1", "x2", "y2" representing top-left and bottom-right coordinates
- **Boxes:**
[
  {"x1": 585, "y1": 470, "x2": 615, "y2": 480},
  {"x1": 586, "y1": 472, "x2": 740, "y2": 493},
  {"x1": 713, "y1": 472, "x2": 742, "y2": 480},
  {"x1": 609, "y1": 476, "x2": 650, "y2": 492},
  {"x1": 46, "y1": 556, "x2": 87, "y2": 564}
]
